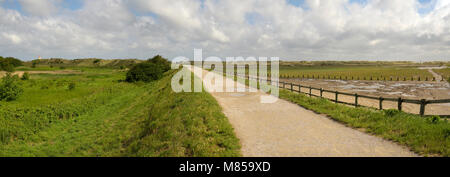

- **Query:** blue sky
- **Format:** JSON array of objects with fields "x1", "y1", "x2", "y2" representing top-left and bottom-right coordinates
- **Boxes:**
[
  {"x1": 1, "y1": 0, "x2": 438, "y2": 15},
  {"x1": 1, "y1": 0, "x2": 83, "y2": 14},
  {"x1": 284, "y1": 0, "x2": 436, "y2": 14},
  {"x1": 0, "y1": 0, "x2": 449, "y2": 61}
]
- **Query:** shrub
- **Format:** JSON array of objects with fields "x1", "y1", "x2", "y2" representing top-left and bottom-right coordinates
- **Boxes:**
[
  {"x1": 0, "y1": 63, "x2": 15, "y2": 72},
  {"x1": 148, "y1": 55, "x2": 171, "y2": 72},
  {"x1": 93, "y1": 59, "x2": 101, "y2": 64},
  {"x1": 0, "y1": 56, "x2": 22, "y2": 71},
  {"x1": 68, "y1": 82, "x2": 76, "y2": 90},
  {"x1": 21, "y1": 72, "x2": 30, "y2": 80},
  {"x1": 126, "y1": 62, "x2": 163, "y2": 82},
  {"x1": 0, "y1": 73, "x2": 23, "y2": 101}
]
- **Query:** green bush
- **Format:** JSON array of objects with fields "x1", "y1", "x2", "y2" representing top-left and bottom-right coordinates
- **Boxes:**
[
  {"x1": 21, "y1": 72, "x2": 30, "y2": 80},
  {"x1": 0, "y1": 56, "x2": 22, "y2": 72},
  {"x1": 126, "y1": 62, "x2": 163, "y2": 82},
  {"x1": 148, "y1": 55, "x2": 171, "y2": 72},
  {"x1": 0, "y1": 73, "x2": 23, "y2": 101}
]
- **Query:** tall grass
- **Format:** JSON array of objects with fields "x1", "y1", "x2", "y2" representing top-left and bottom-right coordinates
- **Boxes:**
[{"x1": 0, "y1": 68, "x2": 240, "y2": 157}]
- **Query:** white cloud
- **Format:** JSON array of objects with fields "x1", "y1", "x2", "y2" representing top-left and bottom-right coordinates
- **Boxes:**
[
  {"x1": 2, "y1": 33, "x2": 22, "y2": 44},
  {"x1": 18, "y1": 0, "x2": 61, "y2": 16},
  {"x1": 0, "y1": 0, "x2": 449, "y2": 61}
]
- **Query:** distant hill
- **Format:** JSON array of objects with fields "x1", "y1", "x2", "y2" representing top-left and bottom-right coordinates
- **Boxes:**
[{"x1": 24, "y1": 58, "x2": 144, "y2": 68}]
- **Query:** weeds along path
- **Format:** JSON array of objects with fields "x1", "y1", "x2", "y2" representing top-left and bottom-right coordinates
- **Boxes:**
[{"x1": 188, "y1": 66, "x2": 417, "y2": 157}]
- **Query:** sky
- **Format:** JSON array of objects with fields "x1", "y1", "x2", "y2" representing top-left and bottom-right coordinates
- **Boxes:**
[{"x1": 0, "y1": 0, "x2": 449, "y2": 61}]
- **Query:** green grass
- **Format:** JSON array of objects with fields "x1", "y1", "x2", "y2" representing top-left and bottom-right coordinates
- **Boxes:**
[
  {"x1": 279, "y1": 65, "x2": 433, "y2": 80},
  {"x1": 279, "y1": 89, "x2": 450, "y2": 157},
  {"x1": 433, "y1": 68, "x2": 450, "y2": 81},
  {"x1": 15, "y1": 66, "x2": 61, "y2": 71},
  {"x1": 0, "y1": 68, "x2": 240, "y2": 157}
]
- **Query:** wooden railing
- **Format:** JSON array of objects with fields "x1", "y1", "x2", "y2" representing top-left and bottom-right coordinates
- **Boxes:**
[
  {"x1": 235, "y1": 74, "x2": 450, "y2": 117},
  {"x1": 279, "y1": 74, "x2": 445, "y2": 82}
]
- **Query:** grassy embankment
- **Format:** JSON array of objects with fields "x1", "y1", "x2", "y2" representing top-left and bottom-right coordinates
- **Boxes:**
[{"x1": 0, "y1": 67, "x2": 240, "y2": 157}]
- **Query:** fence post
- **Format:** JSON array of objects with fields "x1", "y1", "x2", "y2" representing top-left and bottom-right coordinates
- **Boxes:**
[
  {"x1": 290, "y1": 83, "x2": 293, "y2": 92},
  {"x1": 420, "y1": 99, "x2": 426, "y2": 116},
  {"x1": 320, "y1": 88, "x2": 323, "y2": 98},
  {"x1": 355, "y1": 93, "x2": 358, "y2": 107},
  {"x1": 298, "y1": 84, "x2": 301, "y2": 93},
  {"x1": 379, "y1": 97, "x2": 383, "y2": 110},
  {"x1": 283, "y1": 82, "x2": 285, "y2": 88},
  {"x1": 309, "y1": 86, "x2": 312, "y2": 97},
  {"x1": 335, "y1": 91, "x2": 338, "y2": 103},
  {"x1": 397, "y1": 97, "x2": 402, "y2": 111}
]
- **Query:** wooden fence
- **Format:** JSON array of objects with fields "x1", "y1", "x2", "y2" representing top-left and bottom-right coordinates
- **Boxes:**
[
  {"x1": 279, "y1": 74, "x2": 445, "y2": 82},
  {"x1": 239, "y1": 74, "x2": 450, "y2": 117}
]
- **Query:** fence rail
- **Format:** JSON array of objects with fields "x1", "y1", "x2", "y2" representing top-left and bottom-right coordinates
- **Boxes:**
[
  {"x1": 237, "y1": 74, "x2": 450, "y2": 117},
  {"x1": 279, "y1": 74, "x2": 446, "y2": 82}
]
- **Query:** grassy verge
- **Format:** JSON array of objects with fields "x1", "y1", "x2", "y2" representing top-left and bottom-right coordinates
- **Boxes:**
[
  {"x1": 122, "y1": 70, "x2": 240, "y2": 157},
  {"x1": 279, "y1": 89, "x2": 450, "y2": 157},
  {"x1": 0, "y1": 68, "x2": 240, "y2": 157}
]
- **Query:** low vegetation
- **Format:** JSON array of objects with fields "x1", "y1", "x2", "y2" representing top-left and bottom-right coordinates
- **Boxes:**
[
  {"x1": 0, "y1": 63, "x2": 240, "y2": 157},
  {"x1": 279, "y1": 89, "x2": 450, "y2": 157},
  {"x1": 0, "y1": 73, "x2": 23, "y2": 101},
  {"x1": 0, "y1": 56, "x2": 22, "y2": 72},
  {"x1": 433, "y1": 68, "x2": 450, "y2": 82},
  {"x1": 125, "y1": 55, "x2": 171, "y2": 82}
]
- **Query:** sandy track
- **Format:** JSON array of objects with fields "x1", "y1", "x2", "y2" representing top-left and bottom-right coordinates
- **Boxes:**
[{"x1": 187, "y1": 66, "x2": 417, "y2": 157}]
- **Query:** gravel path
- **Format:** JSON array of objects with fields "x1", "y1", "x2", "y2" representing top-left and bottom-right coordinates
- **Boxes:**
[{"x1": 188, "y1": 66, "x2": 417, "y2": 157}]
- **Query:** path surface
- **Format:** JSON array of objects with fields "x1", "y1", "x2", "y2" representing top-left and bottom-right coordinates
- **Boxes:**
[{"x1": 188, "y1": 66, "x2": 417, "y2": 157}]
